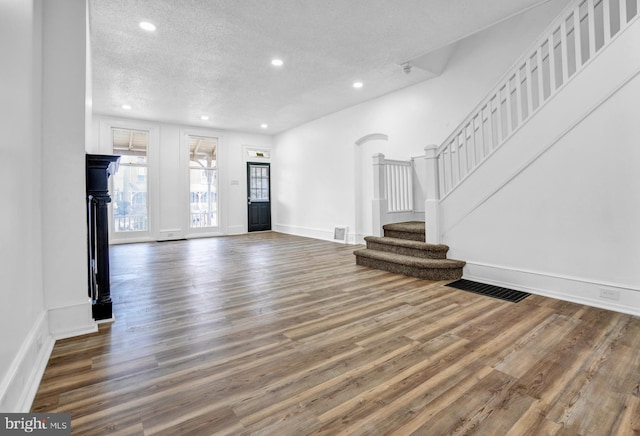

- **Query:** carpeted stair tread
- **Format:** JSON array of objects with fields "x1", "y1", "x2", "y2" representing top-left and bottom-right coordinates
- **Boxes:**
[
  {"x1": 353, "y1": 248, "x2": 465, "y2": 268},
  {"x1": 353, "y1": 249, "x2": 464, "y2": 281},
  {"x1": 364, "y1": 236, "x2": 449, "y2": 259},
  {"x1": 383, "y1": 221, "x2": 426, "y2": 242},
  {"x1": 382, "y1": 221, "x2": 425, "y2": 234}
]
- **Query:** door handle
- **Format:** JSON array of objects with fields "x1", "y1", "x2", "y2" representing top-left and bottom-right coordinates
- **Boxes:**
[{"x1": 247, "y1": 197, "x2": 252, "y2": 204}]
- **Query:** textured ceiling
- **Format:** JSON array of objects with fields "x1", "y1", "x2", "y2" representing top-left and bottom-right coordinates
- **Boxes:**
[{"x1": 89, "y1": 0, "x2": 557, "y2": 134}]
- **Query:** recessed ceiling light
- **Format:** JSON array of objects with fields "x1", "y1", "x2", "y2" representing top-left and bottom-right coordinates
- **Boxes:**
[
  {"x1": 353, "y1": 81, "x2": 363, "y2": 89},
  {"x1": 271, "y1": 59, "x2": 284, "y2": 67},
  {"x1": 260, "y1": 123, "x2": 268, "y2": 129},
  {"x1": 139, "y1": 21, "x2": 156, "y2": 31},
  {"x1": 121, "y1": 104, "x2": 131, "y2": 110},
  {"x1": 201, "y1": 115, "x2": 209, "y2": 121}
]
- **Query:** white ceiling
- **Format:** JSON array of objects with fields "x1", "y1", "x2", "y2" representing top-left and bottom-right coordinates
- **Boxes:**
[{"x1": 89, "y1": 0, "x2": 557, "y2": 134}]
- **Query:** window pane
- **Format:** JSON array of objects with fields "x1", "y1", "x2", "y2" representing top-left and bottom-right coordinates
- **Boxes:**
[
  {"x1": 249, "y1": 166, "x2": 269, "y2": 201},
  {"x1": 112, "y1": 128, "x2": 149, "y2": 233},
  {"x1": 112, "y1": 165, "x2": 148, "y2": 232},
  {"x1": 189, "y1": 135, "x2": 218, "y2": 228}
]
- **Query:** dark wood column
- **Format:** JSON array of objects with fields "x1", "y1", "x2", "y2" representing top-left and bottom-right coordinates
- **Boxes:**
[{"x1": 86, "y1": 154, "x2": 120, "y2": 321}]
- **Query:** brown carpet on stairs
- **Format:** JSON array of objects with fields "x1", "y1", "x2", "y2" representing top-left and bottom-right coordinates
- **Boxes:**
[{"x1": 354, "y1": 221, "x2": 465, "y2": 281}]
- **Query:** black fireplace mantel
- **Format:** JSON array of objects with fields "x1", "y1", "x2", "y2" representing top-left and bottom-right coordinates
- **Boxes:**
[{"x1": 86, "y1": 154, "x2": 120, "y2": 321}]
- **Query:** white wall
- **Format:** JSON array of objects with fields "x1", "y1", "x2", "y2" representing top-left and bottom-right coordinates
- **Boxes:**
[
  {"x1": 442, "y1": 16, "x2": 640, "y2": 314},
  {"x1": 92, "y1": 115, "x2": 274, "y2": 240},
  {"x1": 0, "y1": 0, "x2": 72, "y2": 412},
  {"x1": 0, "y1": 0, "x2": 97, "y2": 412},
  {"x1": 41, "y1": 0, "x2": 96, "y2": 339},
  {"x1": 0, "y1": 0, "x2": 47, "y2": 412},
  {"x1": 273, "y1": 1, "x2": 568, "y2": 242}
]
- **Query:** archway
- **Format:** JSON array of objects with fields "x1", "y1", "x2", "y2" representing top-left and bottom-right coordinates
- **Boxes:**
[{"x1": 354, "y1": 133, "x2": 389, "y2": 243}]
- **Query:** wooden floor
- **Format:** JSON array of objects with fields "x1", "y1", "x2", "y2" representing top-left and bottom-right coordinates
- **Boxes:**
[{"x1": 32, "y1": 232, "x2": 640, "y2": 435}]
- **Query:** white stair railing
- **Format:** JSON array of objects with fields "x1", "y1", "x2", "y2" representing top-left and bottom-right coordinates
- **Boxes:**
[
  {"x1": 385, "y1": 159, "x2": 414, "y2": 213},
  {"x1": 436, "y1": 0, "x2": 640, "y2": 198},
  {"x1": 372, "y1": 154, "x2": 414, "y2": 236}
]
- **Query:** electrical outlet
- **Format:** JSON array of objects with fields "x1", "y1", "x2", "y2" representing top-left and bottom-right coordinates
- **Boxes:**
[{"x1": 599, "y1": 288, "x2": 620, "y2": 301}]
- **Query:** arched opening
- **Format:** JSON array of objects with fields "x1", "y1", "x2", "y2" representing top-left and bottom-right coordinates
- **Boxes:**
[{"x1": 354, "y1": 133, "x2": 389, "y2": 243}]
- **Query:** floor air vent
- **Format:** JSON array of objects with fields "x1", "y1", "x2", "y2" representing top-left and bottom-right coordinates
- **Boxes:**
[{"x1": 446, "y1": 279, "x2": 530, "y2": 303}]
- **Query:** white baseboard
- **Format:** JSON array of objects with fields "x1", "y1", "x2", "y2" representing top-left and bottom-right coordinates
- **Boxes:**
[
  {"x1": 464, "y1": 261, "x2": 640, "y2": 316},
  {"x1": 0, "y1": 311, "x2": 55, "y2": 412},
  {"x1": 273, "y1": 223, "x2": 357, "y2": 245},
  {"x1": 48, "y1": 299, "x2": 97, "y2": 340},
  {"x1": 226, "y1": 225, "x2": 245, "y2": 235},
  {"x1": 157, "y1": 228, "x2": 185, "y2": 241}
]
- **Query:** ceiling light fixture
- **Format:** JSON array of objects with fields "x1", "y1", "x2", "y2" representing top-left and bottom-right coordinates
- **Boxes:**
[
  {"x1": 260, "y1": 123, "x2": 268, "y2": 129},
  {"x1": 271, "y1": 59, "x2": 284, "y2": 67},
  {"x1": 353, "y1": 81, "x2": 363, "y2": 89},
  {"x1": 121, "y1": 104, "x2": 131, "y2": 110},
  {"x1": 139, "y1": 21, "x2": 156, "y2": 31},
  {"x1": 201, "y1": 115, "x2": 209, "y2": 121}
]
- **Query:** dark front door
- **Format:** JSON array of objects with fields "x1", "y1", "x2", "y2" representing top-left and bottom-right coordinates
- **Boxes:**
[{"x1": 247, "y1": 162, "x2": 271, "y2": 232}]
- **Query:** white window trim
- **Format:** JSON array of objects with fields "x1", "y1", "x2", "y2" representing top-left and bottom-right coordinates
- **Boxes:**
[
  {"x1": 180, "y1": 128, "x2": 224, "y2": 238},
  {"x1": 99, "y1": 118, "x2": 160, "y2": 244}
]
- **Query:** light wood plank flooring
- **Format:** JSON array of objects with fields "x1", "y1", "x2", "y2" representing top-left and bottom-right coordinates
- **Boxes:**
[{"x1": 32, "y1": 232, "x2": 640, "y2": 435}]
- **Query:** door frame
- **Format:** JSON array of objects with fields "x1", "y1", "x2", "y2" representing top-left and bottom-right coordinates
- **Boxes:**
[{"x1": 247, "y1": 162, "x2": 272, "y2": 232}]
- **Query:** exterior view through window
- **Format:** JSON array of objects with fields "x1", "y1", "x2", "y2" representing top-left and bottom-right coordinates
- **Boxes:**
[
  {"x1": 189, "y1": 135, "x2": 218, "y2": 228},
  {"x1": 111, "y1": 128, "x2": 149, "y2": 233},
  {"x1": 249, "y1": 165, "x2": 269, "y2": 202}
]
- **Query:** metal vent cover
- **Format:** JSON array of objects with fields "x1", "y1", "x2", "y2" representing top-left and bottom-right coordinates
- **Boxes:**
[{"x1": 333, "y1": 226, "x2": 348, "y2": 243}]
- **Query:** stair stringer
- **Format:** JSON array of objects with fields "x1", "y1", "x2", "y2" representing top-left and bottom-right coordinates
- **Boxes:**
[{"x1": 437, "y1": 16, "x2": 640, "y2": 315}]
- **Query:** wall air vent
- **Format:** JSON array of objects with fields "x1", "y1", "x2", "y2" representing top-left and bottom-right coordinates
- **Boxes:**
[{"x1": 333, "y1": 226, "x2": 348, "y2": 243}]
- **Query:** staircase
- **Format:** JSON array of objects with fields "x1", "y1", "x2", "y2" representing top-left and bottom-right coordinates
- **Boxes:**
[{"x1": 353, "y1": 221, "x2": 465, "y2": 280}]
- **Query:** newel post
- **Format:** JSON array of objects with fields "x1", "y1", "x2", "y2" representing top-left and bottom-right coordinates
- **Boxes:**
[
  {"x1": 424, "y1": 145, "x2": 441, "y2": 244},
  {"x1": 372, "y1": 153, "x2": 387, "y2": 237}
]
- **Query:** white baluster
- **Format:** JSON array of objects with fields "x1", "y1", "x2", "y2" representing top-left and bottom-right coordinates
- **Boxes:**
[
  {"x1": 515, "y1": 68, "x2": 524, "y2": 126},
  {"x1": 407, "y1": 165, "x2": 413, "y2": 210},
  {"x1": 392, "y1": 165, "x2": 398, "y2": 211},
  {"x1": 455, "y1": 135, "x2": 462, "y2": 185},
  {"x1": 587, "y1": 0, "x2": 596, "y2": 59},
  {"x1": 560, "y1": 19, "x2": 569, "y2": 83},
  {"x1": 505, "y1": 81, "x2": 513, "y2": 135},
  {"x1": 574, "y1": 7, "x2": 583, "y2": 70},
  {"x1": 495, "y1": 93, "x2": 504, "y2": 145},
  {"x1": 548, "y1": 34, "x2": 557, "y2": 93},
  {"x1": 526, "y1": 57, "x2": 534, "y2": 116},
  {"x1": 400, "y1": 166, "x2": 406, "y2": 210},
  {"x1": 621, "y1": 0, "x2": 628, "y2": 26},
  {"x1": 470, "y1": 118, "x2": 478, "y2": 165},
  {"x1": 480, "y1": 106, "x2": 488, "y2": 159},
  {"x1": 462, "y1": 125, "x2": 469, "y2": 173},
  {"x1": 446, "y1": 142, "x2": 453, "y2": 193},
  {"x1": 385, "y1": 165, "x2": 393, "y2": 212},
  {"x1": 437, "y1": 152, "x2": 446, "y2": 195},
  {"x1": 536, "y1": 48, "x2": 545, "y2": 106},
  {"x1": 603, "y1": 0, "x2": 611, "y2": 43}
]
